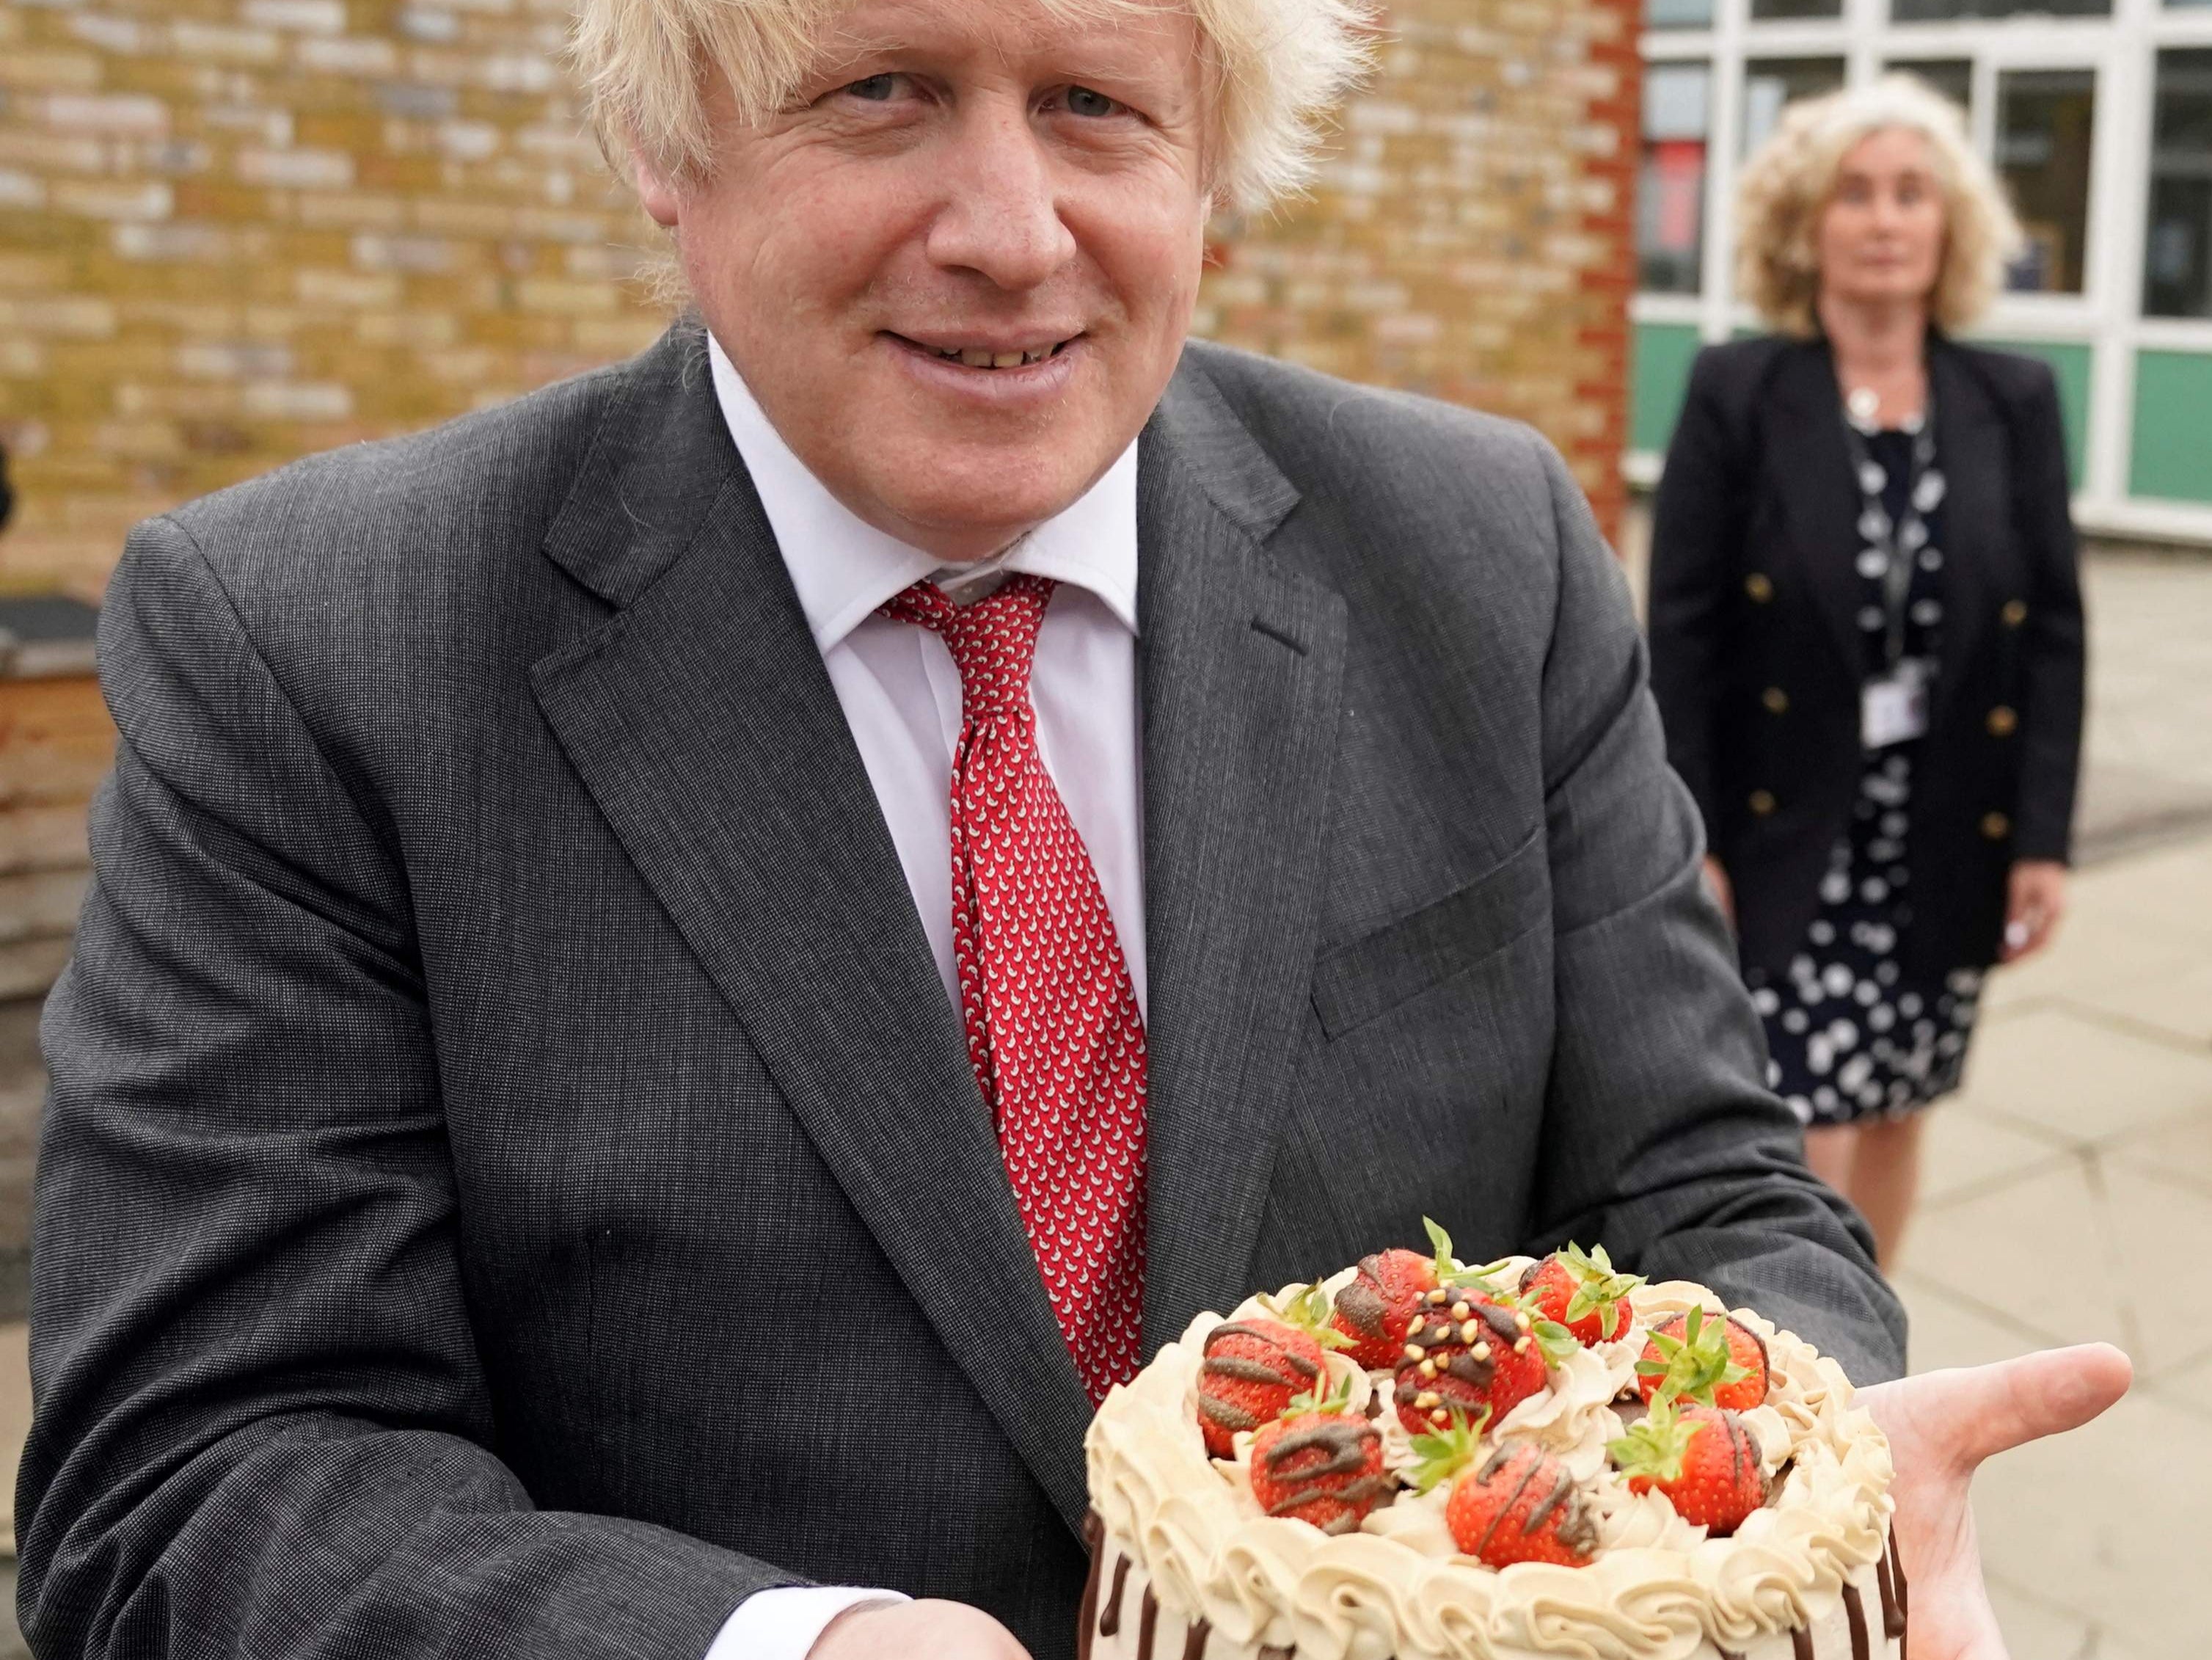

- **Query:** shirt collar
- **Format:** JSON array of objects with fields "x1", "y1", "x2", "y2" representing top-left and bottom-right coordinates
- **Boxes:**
[{"x1": 707, "y1": 334, "x2": 1140, "y2": 653}]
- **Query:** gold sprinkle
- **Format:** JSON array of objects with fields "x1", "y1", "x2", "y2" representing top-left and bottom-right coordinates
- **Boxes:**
[
  {"x1": 1515, "y1": 1311, "x2": 1533, "y2": 1332},
  {"x1": 1461, "y1": 1320, "x2": 1481, "y2": 1344},
  {"x1": 1415, "y1": 1391, "x2": 1440, "y2": 1410},
  {"x1": 1404, "y1": 1343, "x2": 1426, "y2": 1361},
  {"x1": 1417, "y1": 1359, "x2": 1437, "y2": 1378},
  {"x1": 1450, "y1": 1301, "x2": 1472, "y2": 1320},
  {"x1": 1427, "y1": 1289, "x2": 1449, "y2": 1305},
  {"x1": 1514, "y1": 1336, "x2": 1532, "y2": 1354},
  {"x1": 1430, "y1": 1408, "x2": 1450, "y2": 1424},
  {"x1": 1472, "y1": 1343, "x2": 1492, "y2": 1362}
]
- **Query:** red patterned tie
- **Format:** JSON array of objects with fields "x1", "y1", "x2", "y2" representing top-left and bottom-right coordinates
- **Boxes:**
[{"x1": 881, "y1": 573, "x2": 1147, "y2": 1405}]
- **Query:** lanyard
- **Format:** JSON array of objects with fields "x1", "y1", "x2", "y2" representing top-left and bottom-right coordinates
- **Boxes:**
[{"x1": 1838, "y1": 396, "x2": 1937, "y2": 671}]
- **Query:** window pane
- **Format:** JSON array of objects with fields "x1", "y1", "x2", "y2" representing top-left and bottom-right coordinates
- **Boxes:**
[
  {"x1": 1639, "y1": 62, "x2": 1710, "y2": 294},
  {"x1": 1742, "y1": 57, "x2": 1847, "y2": 156},
  {"x1": 2146, "y1": 51, "x2": 2212, "y2": 316},
  {"x1": 1886, "y1": 59, "x2": 1974, "y2": 120},
  {"x1": 1646, "y1": 0, "x2": 1715, "y2": 29},
  {"x1": 1893, "y1": 0, "x2": 2106, "y2": 21},
  {"x1": 1751, "y1": 0, "x2": 1841, "y2": 21},
  {"x1": 1999, "y1": 69, "x2": 2097, "y2": 294}
]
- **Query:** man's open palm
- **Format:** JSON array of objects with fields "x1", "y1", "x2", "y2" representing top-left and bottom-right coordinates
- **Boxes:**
[{"x1": 1859, "y1": 1344, "x2": 2131, "y2": 1659}]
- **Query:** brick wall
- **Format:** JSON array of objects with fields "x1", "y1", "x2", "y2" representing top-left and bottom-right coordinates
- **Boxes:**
[
  {"x1": 0, "y1": 0, "x2": 1638, "y2": 603},
  {"x1": 1196, "y1": 0, "x2": 1640, "y2": 542}
]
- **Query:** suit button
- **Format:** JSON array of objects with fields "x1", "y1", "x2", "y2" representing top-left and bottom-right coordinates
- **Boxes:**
[
  {"x1": 1762, "y1": 686, "x2": 1789, "y2": 714},
  {"x1": 1981, "y1": 811, "x2": 2011, "y2": 840},
  {"x1": 1749, "y1": 790, "x2": 1777, "y2": 816},
  {"x1": 1745, "y1": 573, "x2": 1775, "y2": 604},
  {"x1": 2001, "y1": 599, "x2": 2028, "y2": 627},
  {"x1": 1987, "y1": 705, "x2": 2018, "y2": 736}
]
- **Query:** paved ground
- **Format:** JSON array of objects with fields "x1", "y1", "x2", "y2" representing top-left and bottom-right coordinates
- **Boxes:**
[{"x1": 0, "y1": 546, "x2": 2202, "y2": 1656}]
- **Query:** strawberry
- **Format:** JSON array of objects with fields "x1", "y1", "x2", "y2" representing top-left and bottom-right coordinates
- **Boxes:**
[
  {"x1": 1329, "y1": 1248, "x2": 1439, "y2": 1371},
  {"x1": 1194, "y1": 1283, "x2": 1349, "y2": 1458},
  {"x1": 1196, "y1": 1317, "x2": 1332, "y2": 1457},
  {"x1": 1246, "y1": 1377, "x2": 1398, "y2": 1536},
  {"x1": 1517, "y1": 1243, "x2": 1646, "y2": 1347},
  {"x1": 1441, "y1": 1440, "x2": 1599, "y2": 1568},
  {"x1": 1392, "y1": 1293, "x2": 1548, "y2": 1435},
  {"x1": 1635, "y1": 1306, "x2": 1771, "y2": 1410},
  {"x1": 1607, "y1": 1401, "x2": 1767, "y2": 1535}
]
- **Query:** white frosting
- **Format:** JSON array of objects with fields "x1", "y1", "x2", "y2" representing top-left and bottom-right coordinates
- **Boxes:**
[{"x1": 1084, "y1": 1266, "x2": 1899, "y2": 1660}]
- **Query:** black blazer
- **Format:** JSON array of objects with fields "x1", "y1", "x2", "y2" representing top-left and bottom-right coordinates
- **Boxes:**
[
  {"x1": 21, "y1": 324, "x2": 1902, "y2": 1660},
  {"x1": 1647, "y1": 332, "x2": 2086, "y2": 982}
]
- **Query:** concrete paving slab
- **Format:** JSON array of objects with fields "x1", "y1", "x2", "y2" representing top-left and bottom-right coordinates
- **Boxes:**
[
  {"x1": 1955, "y1": 1008, "x2": 2212, "y2": 1147},
  {"x1": 2065, "y1": 958, "x2": 2212, "y2": 1049},
  {"x1": 2104, "y1": 1107, "x2": 2212, "y2": 1201},
  {"x1": 1983, "y1": 1575, "x2": 2101, "y2": 1660},
  {"x1": 1979, "y1": 912, "x2": 2199, "y2": 1014},
  {"x1": 1917, "y1": 1102, "x2": 2074, "y2": 1206},
  {"x1": 1967, "y1": 1383, "x2": 2212, "y2": 1659}
]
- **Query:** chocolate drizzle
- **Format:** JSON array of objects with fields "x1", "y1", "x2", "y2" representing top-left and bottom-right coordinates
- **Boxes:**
[
  {"x1": 1100, "y1": 1557, "x2": 1131, "y2": 1636},
  {"x1": 1134, "y1": 1585, "x2": 1158, "y2": 1660},
  {"x1": 1844, "y1": 1582, "x2": 1870, "y2": 1660},
  {"x1": 1078, "y1": 1512, "x2": 1104, "y2": 1660},
  {"x1": 1256, "y1": 1648, "x2": 1296, "y2": 1660},
  {"x1": 1180, "y1": 1619, "x2": 1210, "y2": 1660},
  {"x1": 1876, "y1": 1535, "x2": 1905, "y2": 1642},
  {"x1": 1333, "y1": 1256, "x2": 1390, "y2": 1338},
  {"x1": 1258, "y1": 1416, "x2": 1393, "y2": 1530},
  {"x1": 1790, "y1": 1628, "x2": 1814, "y2": 1660}
]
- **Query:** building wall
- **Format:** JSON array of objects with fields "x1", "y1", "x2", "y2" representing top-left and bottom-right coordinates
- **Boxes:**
[{"x1": 0, "y1": 0, "x2": 1640, "y2": 604}]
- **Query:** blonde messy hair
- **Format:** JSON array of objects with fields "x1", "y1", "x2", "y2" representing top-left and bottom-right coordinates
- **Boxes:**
[
  {"x1": 566, "y1": 0, "x2": 1376, "y2": 214},
  {"x1": 1735, "y1": 74, "x2": 2023, "y2": 337}
]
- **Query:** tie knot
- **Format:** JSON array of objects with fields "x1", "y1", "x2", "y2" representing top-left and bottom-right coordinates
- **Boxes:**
[{"x1": 881, "y1": 572, "x2": 1056, "y2": 721}]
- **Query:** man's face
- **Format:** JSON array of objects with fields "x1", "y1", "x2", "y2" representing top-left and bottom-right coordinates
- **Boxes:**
[{"x1": 638, "y1": 0, "x2": 1212, "y2": 561}]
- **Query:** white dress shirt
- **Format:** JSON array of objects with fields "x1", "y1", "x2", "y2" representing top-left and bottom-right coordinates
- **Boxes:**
[{"x1": 701, "y1": 336, "x2": 1147, "y2": 1659}]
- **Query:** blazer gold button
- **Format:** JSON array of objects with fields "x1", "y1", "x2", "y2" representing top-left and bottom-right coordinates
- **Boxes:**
[
  {"x1": 1745, "y1": 573, "x2": 1774, "y2": 603},
  {"x1": 1981, "y1": 811, "x2": 2011, "y2": 840},
  {"x1": 1987, "y1": 705, "x2": 2018, "y2": 736},
  {"x1": 2001, "y1": 599, "x2": 2027, "y2": 627},
  {"x1": 1749, "y1": 790, "x2": 1776, "y2": 816},
  {"x1": 1762, "y1": 686, "x2": 1789, "y2": 714}
]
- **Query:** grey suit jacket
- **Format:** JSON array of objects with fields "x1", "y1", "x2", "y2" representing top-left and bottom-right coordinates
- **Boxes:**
[{"x1": 22, "y1": 322, "x2": 1904, "y2": 1660}]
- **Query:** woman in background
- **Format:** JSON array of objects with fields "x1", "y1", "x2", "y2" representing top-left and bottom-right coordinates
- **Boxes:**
[{"x1": 1647, "y1": 76, "x2": 2085, "y2": 1265}]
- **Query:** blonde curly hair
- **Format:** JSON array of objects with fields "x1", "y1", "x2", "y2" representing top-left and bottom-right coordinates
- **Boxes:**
[
  {"x1": 567, "y1": 0, "x2": 1376, "y2": 216},
  {"x1": 1734, "y1": 74, "x2": 2023, "y2": 337}
]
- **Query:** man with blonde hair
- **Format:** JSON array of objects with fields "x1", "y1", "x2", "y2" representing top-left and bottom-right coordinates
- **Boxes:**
[{"x1": 21, "y1": 0, "x2": 2123, "y2": 1656}]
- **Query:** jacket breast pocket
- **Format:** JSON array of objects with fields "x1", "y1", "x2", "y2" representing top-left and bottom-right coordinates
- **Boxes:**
[{"x1": 1310, "y1": 829, "x2": 1549, "y2": 1041}]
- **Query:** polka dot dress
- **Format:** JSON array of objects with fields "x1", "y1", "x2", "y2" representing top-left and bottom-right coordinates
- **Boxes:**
[{"x1": 1748, "y1": 424, "x2": 1982, "y2": 1129}]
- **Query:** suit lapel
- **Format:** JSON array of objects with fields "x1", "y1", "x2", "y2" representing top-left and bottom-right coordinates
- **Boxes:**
[
  {"x1": 1135, "y1": 360, "x2": 1347, "y2": 1353},
  {"x1": 1768, "y1": 341, "x2": 1870, "y2": 680},
  {"x1": 529, "y1": 325, "x2": 1096, "y2": 1527}
]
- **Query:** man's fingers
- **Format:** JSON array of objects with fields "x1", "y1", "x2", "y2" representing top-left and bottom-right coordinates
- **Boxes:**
[{"x1": 1880, "y1": 1344, "x2": 2133, "y2": 1471}]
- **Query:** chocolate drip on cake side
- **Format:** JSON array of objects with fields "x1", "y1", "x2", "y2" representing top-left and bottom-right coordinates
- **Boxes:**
[
  {"x1": 1078, "y1": 1513, "x2": 1105, "y2": 1660},
  {"x1": 1100, "y1": 1557, "x2": 1131, "y2": 1637},
  {"x1": 1877, "y1": 1533, "x2": 1907, "y2": 1643},
  {"x1": 1136, "y1": 1584, "x2": 1159, "y2": 1660},
  {"x1": 1197, "y1": 1322, "x2": 1325, "y2": 1436},
  {"x1": 1180, "y1": 1619, "x2": 1210, "y2": 1660},
  {"x1": 1843, "y1": 1582, "x2": 1871, "y2": 1660},
  {"x1": 1791, "y1": 1627, "x2": 1814, "y2": 1660}
]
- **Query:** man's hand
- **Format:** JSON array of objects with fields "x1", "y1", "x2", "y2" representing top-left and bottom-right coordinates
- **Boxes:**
[
  {"x1": 811, "y1": 1599, "x2": 1032, "y2": 1659},
  {"x1": 1858, "y1": 1344, "x2": 2131, "y2": 1659},
  {"x1": 2001, "y1": 860, "x2": 2067, "y2": 962}
]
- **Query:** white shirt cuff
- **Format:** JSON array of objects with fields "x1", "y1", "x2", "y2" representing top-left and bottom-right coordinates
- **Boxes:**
[{"x1": 705, "y1": 1585, "x2": 910, "y2": 1660}]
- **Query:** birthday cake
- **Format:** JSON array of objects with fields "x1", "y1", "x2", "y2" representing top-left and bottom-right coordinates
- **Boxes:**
[{"x1": 1080, "y1": 1228, "x2": 1905, "y2": 1660}]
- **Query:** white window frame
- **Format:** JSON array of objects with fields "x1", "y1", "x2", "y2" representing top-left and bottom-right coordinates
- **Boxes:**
[{"x1": 1630, "y1": 0, "x2": 2212, "y2": 537}]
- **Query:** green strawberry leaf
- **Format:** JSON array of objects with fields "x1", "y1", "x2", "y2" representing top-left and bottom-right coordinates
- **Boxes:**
[
  {"x1": 1607, "y1": 1399, "x2": 1696, "y2": 1486},
  {"x1": 1405, "y1": 1405, "x2": 1493, "y2": 1493},
  {"x1": 1533, "y1": 1318, "x2": 1582, "y2": 1368},
  {"x1": 1282, "y1": 1372, "x2": 1357, "y2": 1419}
]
